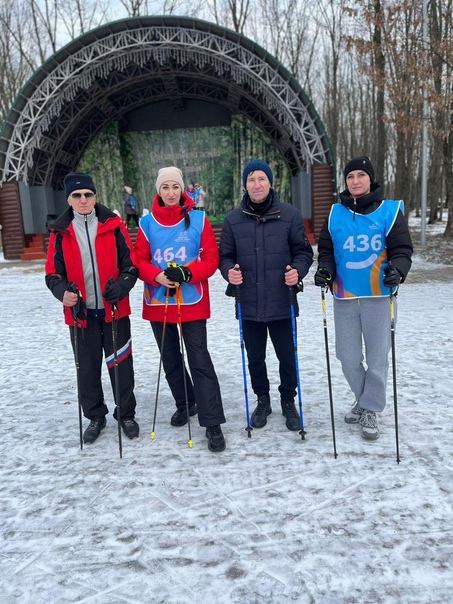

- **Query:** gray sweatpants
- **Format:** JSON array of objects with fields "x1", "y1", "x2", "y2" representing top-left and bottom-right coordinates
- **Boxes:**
[{"x1": 333, "y1": 297, "x2": 396, "y2": 413}]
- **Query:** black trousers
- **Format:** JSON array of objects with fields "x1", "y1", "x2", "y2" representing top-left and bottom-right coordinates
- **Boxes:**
[
  {"x1": 151, "y1": 320, "x2": 225, "y2": 427},
  {"x1": 70, "y1": 315, "x2": 136, "y2": 420},
  {"x1": 242, "y1": 318, "x2": 297, "y2": 401},
  {"x1": 126, "y1": 214, "x2": 139, "y2": 228}
]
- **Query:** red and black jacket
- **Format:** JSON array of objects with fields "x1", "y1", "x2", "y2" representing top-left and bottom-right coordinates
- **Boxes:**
[{"x1": 45, "y1": 203, "x2": 137, "y2": 326}]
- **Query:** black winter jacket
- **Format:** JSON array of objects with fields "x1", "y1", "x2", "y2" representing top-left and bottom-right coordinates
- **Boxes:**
[
  {"x1": 219, "y1": 190, "x2": 314, "y2": 321},
  {"x1": 317, "y1": 183, "x2": 413, "y2": 282}
]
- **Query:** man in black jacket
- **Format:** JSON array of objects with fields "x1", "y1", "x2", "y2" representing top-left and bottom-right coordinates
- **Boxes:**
[
  {"x1": 314, "y1": 156, "x2": 413, "y2": 441},
  {"x1": 219, "y1": 159, "x2": 313, "y2": 431}
]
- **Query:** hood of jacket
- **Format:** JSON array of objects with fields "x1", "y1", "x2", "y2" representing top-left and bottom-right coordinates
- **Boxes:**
[
  {"x1": 338, "y1": 182, "x2": 385, "y2": 215},
  {"x1": 47, "y1": 203, "x2": 118, "y2": 232},
  {"x1": 151, "y1": 191, "x2": 195, "y2": 225},
  {"x1": 240, "y1": 189, "x2": 281, "y2": 219}
]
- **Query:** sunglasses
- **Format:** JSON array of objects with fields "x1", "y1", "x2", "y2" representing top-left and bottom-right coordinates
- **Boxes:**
[{"x1": 71, "y1": 192, "x2": 96, "y2": 199}]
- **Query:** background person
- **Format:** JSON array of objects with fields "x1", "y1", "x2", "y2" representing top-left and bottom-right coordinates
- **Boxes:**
[
  {"x1": 45, "y1": 172, "x2": 139, "y2": 444},
  {"x1": 219, "y1": 159, "x2": 314, "y2": 431},
  {"x1": 135, "y1": 166, "x2": 226, "y2": 452},
  {"x1": 184, "y1": 182, "x2": 195, "y2": 201},
  {"x1": 193, "y1": 183, "x2": 206, "y2": 210},
  {"x1": 123, "y1": 185, "x2": 139, "y2": 229},
  {"x1": 314, "y1": 156, "x2": 413, "y2": 440}
]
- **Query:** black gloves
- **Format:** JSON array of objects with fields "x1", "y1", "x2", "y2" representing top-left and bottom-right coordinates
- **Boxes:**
[
  {"x1": 294, "y1": 277, "x2": 304, "y2": 293},
  {"x1": 67, "y1": 282, "x2": 86, "y2": 322},
  {"x1": 164, "y1": 265, "x2": 192, "y2": 283},
  {"x1": 383, "y1": 265, "x2": 401, "y2": 287},
  {"x1": 314, "y1": 267, "x2": 333, "y2": 288},
  {"x1": 103, "y1": 280, "x2": 128, "y2": 304}
]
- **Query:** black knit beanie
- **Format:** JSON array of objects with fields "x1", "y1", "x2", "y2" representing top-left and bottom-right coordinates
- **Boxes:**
[
  {"x1": 64, "y1": 172, "x2": 97, "y2": 197},
  {"x1": 343, "y1": 157, "x2": 375, "y2": 184}
]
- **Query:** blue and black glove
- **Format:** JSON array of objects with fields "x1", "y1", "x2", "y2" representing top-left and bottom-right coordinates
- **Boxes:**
[
  {"x1": 383, "y1": 265, "x2": 401, "y2": 287},
  {"x1": 164, "y1": 265, "x2": 192, "y2": 283}
]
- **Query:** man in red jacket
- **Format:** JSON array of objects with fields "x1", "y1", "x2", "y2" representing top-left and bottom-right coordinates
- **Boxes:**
[{"x1": 45, "y1": 172, "x2": 139, "y2": 445}]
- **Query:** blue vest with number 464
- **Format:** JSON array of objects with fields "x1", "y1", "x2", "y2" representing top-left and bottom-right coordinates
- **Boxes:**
[{"x1": 140, "y1": 210, "x2": 205, "y2": 306}]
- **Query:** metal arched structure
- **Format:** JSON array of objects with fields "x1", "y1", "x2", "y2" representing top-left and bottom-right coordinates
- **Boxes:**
[
  {"x1": 0, "y1": 16, "x2": 332, "y2": 188},
  {"x1": 0, "y1": 16, "x2": 335, "y2": 260}
]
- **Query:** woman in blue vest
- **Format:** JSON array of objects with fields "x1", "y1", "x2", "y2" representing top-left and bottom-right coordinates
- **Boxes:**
[
  {"x1": 135, "y1": 167, "x2": 226, "y2": 452},
  {"x1": 314, "y1": 156, "x2": 413, "y2": 440}
]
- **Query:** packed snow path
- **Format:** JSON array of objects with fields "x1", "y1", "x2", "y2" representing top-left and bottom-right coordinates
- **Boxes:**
[{"x1": 1, "y1": 248, "x2": 452, "y2": 603}]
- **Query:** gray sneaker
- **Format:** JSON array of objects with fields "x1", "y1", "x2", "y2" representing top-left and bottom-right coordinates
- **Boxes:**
[
  {"x1": 344, "y1": 400, "x2": 364, "y2": 424},
  {"x1": 360, "y1": 410, "x2": 380, "y2": 440}
]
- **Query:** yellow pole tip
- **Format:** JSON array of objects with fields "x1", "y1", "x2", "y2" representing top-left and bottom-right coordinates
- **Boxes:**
[
  {"x1": 151, "y1": 432, "x2": 156, "y2": 439},
  {"x1": 188, "y1": 440, "x2": 193, "y2": 448}
]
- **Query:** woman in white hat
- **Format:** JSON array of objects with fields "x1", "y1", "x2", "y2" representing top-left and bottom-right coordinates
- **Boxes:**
[{"x1": 135, "y1": 167, "x2": 226, "y2": 452}]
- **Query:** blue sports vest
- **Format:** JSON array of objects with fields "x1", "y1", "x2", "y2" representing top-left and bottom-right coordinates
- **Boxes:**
[
  {"x1": 328, "y1": 200, "x2": 403, "y2": 299},
  {"x1": 140, "y1": 210, "x2": 205, "y2": 306}
]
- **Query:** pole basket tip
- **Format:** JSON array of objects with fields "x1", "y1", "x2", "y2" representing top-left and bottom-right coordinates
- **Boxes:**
[
  {"x1": 245, "y1": 426, "x2": 253, "y2": 438},
  {"x1": 188, "y1": 440, "x2": 193, "y2": 448},
  {"x1": 299, "y1": 429, "x2": 307, "y2": 441},
  {"x1": 151, "y1": 432, "x2": 156, "y2": 440}
]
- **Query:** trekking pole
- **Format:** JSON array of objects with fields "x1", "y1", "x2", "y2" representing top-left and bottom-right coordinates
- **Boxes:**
[
  {"x1": 288, "y1": 286, "x2": 306, "y2": 440},
  {"x1": 174, "y1": 280, "x2": 193, "y2": 449},
  {"x1": 108, "y1": 278, "x2": 123, "y2": 459},
  {"x1": 68, "y1": 282, "x2": 83, "y2": 450},
  {"x1": 151, "y1": 288, "x2": 171, "y2": 440},
  {"x1": 235, "y1": 285, "x2": 253, "y2": 438},
  {"x1": 321, "y1": 286, "x2": 338, "y2": 458},
  {"x1": 389, "y1": 289, "x2": 401, "y2": 464}
]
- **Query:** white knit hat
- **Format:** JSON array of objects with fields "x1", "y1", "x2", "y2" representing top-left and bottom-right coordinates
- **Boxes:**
[{"x1": 155, "y1": 167, "x2": 184, "y2": 193}]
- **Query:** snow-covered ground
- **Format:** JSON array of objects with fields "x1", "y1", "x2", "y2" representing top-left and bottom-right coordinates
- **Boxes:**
[{"x1": 1, "y1": 217, "x2": 452, "y2": 603}]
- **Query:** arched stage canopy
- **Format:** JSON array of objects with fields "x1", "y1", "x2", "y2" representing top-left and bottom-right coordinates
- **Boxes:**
[
  {"x1": 0, "y1": 16, "x2": 334, "y2": 259},
  {"x1": 0, "y1": 15, "x2": 332, "y2": 187}
]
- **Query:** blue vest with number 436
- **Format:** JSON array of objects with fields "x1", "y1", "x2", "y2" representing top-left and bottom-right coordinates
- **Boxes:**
[{"x1": 328, "y1": 200, "x2": 403, "y2": 299}]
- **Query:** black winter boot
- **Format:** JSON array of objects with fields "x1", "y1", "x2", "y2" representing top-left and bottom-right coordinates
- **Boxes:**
[
  {"x1": 281, "y1": 399, "x2": 300, "y2": 431},
  {"x1": 170, "y1": 404, "x2": 198, "y2": 427},
  {"x1": 206, "y1": 425, "x2": 226, "y2": 452},
  {"x1": 83, "y1": 416, "x2": 106, "y2": 444},
  {"x1": 121, "y1": 418, "x2": 140, "y2": 439},
  {"x1": 250, "y1": 395, "x2": 272, "y2": 428}
]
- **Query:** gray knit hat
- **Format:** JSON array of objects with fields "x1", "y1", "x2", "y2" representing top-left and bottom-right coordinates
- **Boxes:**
[{"x1": 155, "y1": 167, "x2": 185, "y2": 193}]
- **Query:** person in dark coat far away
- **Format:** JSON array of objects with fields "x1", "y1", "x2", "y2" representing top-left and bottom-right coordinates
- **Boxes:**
[
  {"x1": 314, "y1": 156, "x2": 413, "y2": 441},
  {"x1": 219, "y1": 159, "x2": 314, "y2": 432}
]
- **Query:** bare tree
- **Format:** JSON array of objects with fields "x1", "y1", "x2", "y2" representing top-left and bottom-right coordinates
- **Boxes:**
[
  {"x1": 253, "y1": 0, "x2": 316, "y2": 88},
  {"x1": 29, "y1": 0, "x2": 58, "y2": 62},
  {"x1": 428, "y1": 0, "x2": 453, "y2": 236},
  {"x1": 119, "y1": 0, "x2": 149, "y2": 17},
  {"x1": 58, "y1": 0, "x2": 110, "y2": 37},
  {"x1": 0, "y1": 1, "x2": 39, "y2": 122},
  {"x1": 314, "y1": 0, "x2": 349, "y2": 164},
  {"x1": 372, "y1": 0, "x2": 386, "y2": 182},
  {"x1": 210, "y1": 0, "x2": 251, "y2": 33}
]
